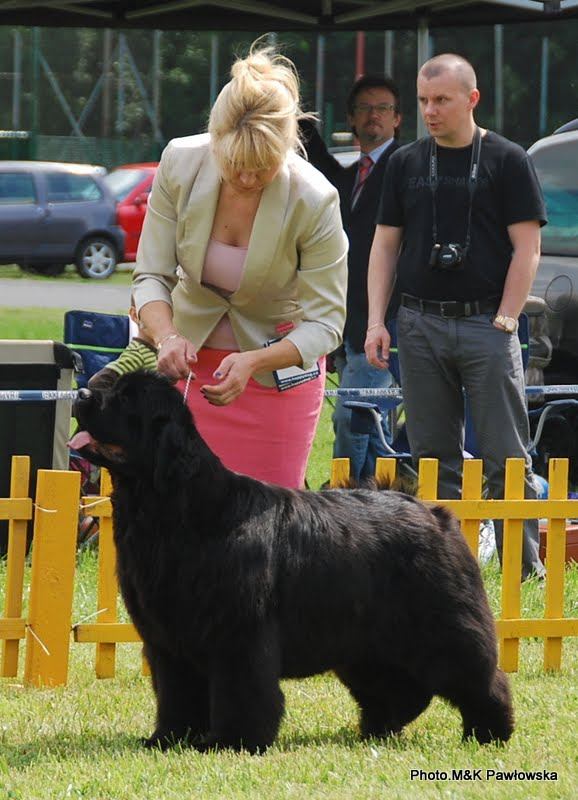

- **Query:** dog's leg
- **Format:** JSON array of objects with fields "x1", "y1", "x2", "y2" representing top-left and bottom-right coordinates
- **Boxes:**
[
  {"x1": 336, "y1": 662, "x2": 433, "y2": 739},
  {"x1": 142, "y1": 643, "x2": 210, "y2": 750},
  {"x1": 195, "y1": 630, "x2": 284, "y2": 754},
  {"x1": 442, "y1": 668, "x2": 514, "y2": 744}
]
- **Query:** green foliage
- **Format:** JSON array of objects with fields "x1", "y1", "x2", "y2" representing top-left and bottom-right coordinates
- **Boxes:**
[{"x1": 2, "y1": 22, "x2": 578, "y2": 150}]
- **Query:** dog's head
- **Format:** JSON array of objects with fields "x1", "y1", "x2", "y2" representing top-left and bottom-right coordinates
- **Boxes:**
[{"x1": 69, "y1": 371, "x2": 210, "y2": 491}]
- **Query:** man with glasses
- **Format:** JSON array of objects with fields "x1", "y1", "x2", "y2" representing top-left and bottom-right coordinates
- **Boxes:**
[
  {"x1": 366, "y1": 54, "x2": 546, "y2": 580},
  {"x1": 301, "y1": 75, "x2": 402, "y2": 480}
]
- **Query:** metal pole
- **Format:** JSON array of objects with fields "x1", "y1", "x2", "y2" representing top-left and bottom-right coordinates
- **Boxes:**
[
  {"x1": 384, "y1": 30, "x2": 394, "y2": 77},
  {"x1": 539, "y1": 36, "x2": 549, "y2": 137},
  {"x1": 116, "y1": 34, "x2": 125, "y2": 136},
  {"x1": 31, "y1": 28, "x2": 40, "y2": 141},
  {"x1": 102, "y1": 29, "x2": 113, "y2": 137},
  {"x1": 355, "y1": 31, "x2": 365, "y2": 80},
  {"x1": 315, "y1": 33, "x2": 325, "y2": 129},
  {"x1": 494, "y1": 25, "x2": 504, "y2": 135},
  {"x1": 152, "y1": 30, "x2": 162, "y2": 143},
  {"x1": 12, "y1": 29, "x2": 22, "y2": 129},
  {"x1": 416, "y1": 17, "x2": 430, "y2": 139},
  {"x1": 210, "y1": 33, "x2": 219, "y2": 106}
]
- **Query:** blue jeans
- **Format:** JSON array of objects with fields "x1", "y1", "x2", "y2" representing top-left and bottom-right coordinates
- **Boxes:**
[{"x1": 332, "y1": 340, "x2": 394, "y2": 480}]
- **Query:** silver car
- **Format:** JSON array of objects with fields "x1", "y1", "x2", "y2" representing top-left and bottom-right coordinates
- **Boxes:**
[
  {"x1": 529, "y1": 126, "x2": 578, "y2": 385},
  {"x1": 0, "y1": 160, "x2": 125, "y2": 279}
]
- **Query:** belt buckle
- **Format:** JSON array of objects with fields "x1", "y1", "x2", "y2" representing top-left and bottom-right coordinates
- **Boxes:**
[{"x1": 440, "y1": 301, "x2": 457, "y2": 318}]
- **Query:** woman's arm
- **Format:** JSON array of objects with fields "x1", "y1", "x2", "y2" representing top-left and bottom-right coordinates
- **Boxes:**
[
  {"x1": 283, "y1": 187, "x2": 349, "y2": 370},
  {"x1": 138, "y1": 299, "x2": 198, "y2": 380}
]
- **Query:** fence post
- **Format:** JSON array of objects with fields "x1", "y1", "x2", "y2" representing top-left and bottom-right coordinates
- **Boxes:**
[
  {"x1": 544, "y1": 458, "x2": 568, "y2": 670},
  {"x1": 24, "y1": 469, "x2": 80, "y2": 687},
  {"x1": 330, "y1": 457, "x2": 350, "y2": 487},
  {"x1": 1, "y1": 456, "x2": 31, "y2": 677},
  {"x1": 417, "y1": 458, "x2": 438, "y2": 501},
  {"x1": 94, "y1": 469, "x2": 118, "y2": 678},
  {"x1": 375, "y1": 457, "x2": 396, "y2": 484},
  {"x1": 461, "y1": 460, "x2": 484, "y2": 557},
  {"x1": 500, "y1": 458, "x2": 525, "y2": 672}
]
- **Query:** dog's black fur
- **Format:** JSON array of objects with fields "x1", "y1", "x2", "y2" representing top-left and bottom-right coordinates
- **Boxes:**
[{"x1": 72, "y1": 371, "x2": 514, "y2": 753}]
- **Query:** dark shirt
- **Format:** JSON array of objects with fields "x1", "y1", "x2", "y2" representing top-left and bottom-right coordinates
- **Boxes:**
[{"x1": 377, "y1": 131, "x2": 547, "y2": 303}]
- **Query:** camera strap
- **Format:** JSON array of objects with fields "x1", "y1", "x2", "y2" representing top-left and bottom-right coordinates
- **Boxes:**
[{"x1": 428, "y1": 126, "x2": 482, "y2": 250}]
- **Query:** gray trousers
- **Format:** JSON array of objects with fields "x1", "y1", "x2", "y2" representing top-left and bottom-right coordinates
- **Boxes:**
[{"x1": 396, "y1": 306, "x2": 545, "y2": 580}]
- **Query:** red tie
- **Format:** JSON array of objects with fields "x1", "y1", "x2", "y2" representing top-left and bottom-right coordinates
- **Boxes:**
[{"x1": 352, "y1": 154, "x2": 373, "y2": 207}]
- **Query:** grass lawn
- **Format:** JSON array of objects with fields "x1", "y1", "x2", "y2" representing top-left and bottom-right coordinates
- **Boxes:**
[
  {"x1": 0, "y1": 554, "x2": 577, "y2": 799},
  {"x1": 1, "y1": 306, "x2": 578, "y2": 799}
]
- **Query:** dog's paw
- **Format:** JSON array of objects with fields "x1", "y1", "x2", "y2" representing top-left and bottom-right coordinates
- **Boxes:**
[
  {"x1": 141, "y1": 734, "x2": 173, "y2": 751},
  {"x1": 192, "y1": 736, "x2": 266, "y2": 755},
  {"x1": 141, "y1": 729, "x2": 200, "y2": 751}
]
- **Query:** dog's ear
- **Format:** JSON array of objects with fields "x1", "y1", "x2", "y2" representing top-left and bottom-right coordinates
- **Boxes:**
[{"x1": 152, "y1": 418, "x2": 201, "y2": 494}]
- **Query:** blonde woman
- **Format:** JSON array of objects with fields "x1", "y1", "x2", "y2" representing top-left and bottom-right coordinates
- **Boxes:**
[{"x1": 133, "y1": 43, "x2": 348, "y2": 488}]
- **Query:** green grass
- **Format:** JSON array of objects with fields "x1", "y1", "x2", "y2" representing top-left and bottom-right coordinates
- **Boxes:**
[
  {"x1": 1, "y1": 554, "x2": 577, "y2": 799},
  {"x1": 0, "y1": 307, "x2": 70, "y2": 341},
  {"x1": 1, "y1": 310, "x2": 578, "y2": 799}
]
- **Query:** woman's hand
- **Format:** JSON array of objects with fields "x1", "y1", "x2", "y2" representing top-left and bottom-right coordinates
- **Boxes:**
[
  {"x1": 200, "y1": 352, "x2": 258, "y2": 406},
  {"x1": 156, "y1": 334, "x2": 198, "y2": 381}
]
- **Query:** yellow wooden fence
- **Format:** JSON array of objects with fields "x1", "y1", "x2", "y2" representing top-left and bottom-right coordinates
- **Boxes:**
[{"x1": 1, "y1": 454, "x2": 577, "y2": 687}]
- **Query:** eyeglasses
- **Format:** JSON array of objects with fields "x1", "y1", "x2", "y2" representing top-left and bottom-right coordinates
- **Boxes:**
[{"x1": 353, "y1": 102, "x2": 396, "y2": 115}]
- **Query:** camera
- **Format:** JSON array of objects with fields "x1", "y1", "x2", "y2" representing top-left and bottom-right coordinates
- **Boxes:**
[{"x1": 429, "y1": 243, "x2": 467, "y2": 271}]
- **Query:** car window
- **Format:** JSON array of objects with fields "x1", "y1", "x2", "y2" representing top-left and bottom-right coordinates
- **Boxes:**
[
  {"x1": 531, "y1": 138, "x2": 578, "y2": 256},
  {"x1": 0, "y1": 171, "x2": 36, "y2": 204},
  {"x1": 104, "y1": 168, "x2": 151, "y2": 201},
  {"x1": 46, "y1": 172, "x2": 103, "y2": 203},
  {"x1": 329, "y1": 147, "x2": 360, "y2": 167}
]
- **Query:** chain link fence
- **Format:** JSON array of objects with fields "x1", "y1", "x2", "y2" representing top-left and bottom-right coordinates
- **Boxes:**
[{"x1": 0, "y1": 132, "x2": 164, "y2": 169}]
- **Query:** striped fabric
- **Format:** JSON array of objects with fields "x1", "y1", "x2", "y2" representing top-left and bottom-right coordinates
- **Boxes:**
[{"x1": 106, "y1": 338, "x2": 158, "y2": 377}]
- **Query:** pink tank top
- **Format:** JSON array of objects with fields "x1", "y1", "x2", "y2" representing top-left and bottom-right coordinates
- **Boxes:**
[{"x1": 201, "y1": 238, "x2": 247, "y2": 350}]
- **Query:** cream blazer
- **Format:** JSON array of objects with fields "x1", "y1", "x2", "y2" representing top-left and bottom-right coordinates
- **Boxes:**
[{"x1": 133, "y1": 133, "x2": 348, "y2": 387}]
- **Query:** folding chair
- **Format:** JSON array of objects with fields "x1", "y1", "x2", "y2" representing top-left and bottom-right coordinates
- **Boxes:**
[
  {"x1": 343, "y1": 322, "x2": 415, "y2": 480},
  {"x1": 63, "y1": 309, "x2": 130, "y2": 389},
  {"x1": 64, "y1": 309, "x2": 131, "y2": 545}
]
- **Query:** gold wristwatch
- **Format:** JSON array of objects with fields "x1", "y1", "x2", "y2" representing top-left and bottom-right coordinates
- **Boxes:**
[{"x1": 494, "y1": 314, "x2": 518, "y2": 334}]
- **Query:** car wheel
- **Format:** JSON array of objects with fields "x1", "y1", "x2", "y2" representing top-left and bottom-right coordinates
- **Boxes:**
[{"x1": 75, "y1": 237, "x2": 118, "y2": 279}]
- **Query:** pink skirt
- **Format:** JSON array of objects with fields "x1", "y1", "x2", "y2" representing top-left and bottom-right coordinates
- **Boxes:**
[{"x1": 176, "y1": 348, "x2": 326, "y2": 489}]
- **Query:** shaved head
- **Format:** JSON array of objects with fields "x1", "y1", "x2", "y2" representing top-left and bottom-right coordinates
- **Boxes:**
[{"x1": 419, "y1": 54, "x2": 477, "y2": 94}]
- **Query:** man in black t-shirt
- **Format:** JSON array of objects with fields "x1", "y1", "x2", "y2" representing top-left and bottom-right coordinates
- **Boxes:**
[{"x1": 365, "y1": 53, "x2": 547, "y2": 580}]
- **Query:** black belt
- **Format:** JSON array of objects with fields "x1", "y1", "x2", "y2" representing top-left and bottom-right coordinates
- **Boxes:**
[{"x1": 400, "y1": 293, "x2": 499, "y2": 319}]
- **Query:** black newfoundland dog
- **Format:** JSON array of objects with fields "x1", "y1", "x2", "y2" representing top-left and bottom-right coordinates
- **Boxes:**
[{"x1": 70, "y1": 371, "x2": 513, "y2": 753}]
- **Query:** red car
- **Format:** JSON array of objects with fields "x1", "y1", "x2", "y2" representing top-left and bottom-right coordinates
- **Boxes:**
[{"x1": 104, "y1": 163, "x2": 157, "y2": 262}]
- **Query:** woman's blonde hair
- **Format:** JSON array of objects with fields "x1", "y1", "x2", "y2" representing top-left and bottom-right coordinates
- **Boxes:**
[{"x1": 209, "y1": 42, "x2": 308, "y2": 177}]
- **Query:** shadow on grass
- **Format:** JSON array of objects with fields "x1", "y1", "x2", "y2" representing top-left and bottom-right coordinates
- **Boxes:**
[
  {"x1": 5, "y1": 724, "x2": 425, "y2": 769},
  {"x1": 4, "y1": 731, "x2": 144, "y2": 770}
]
